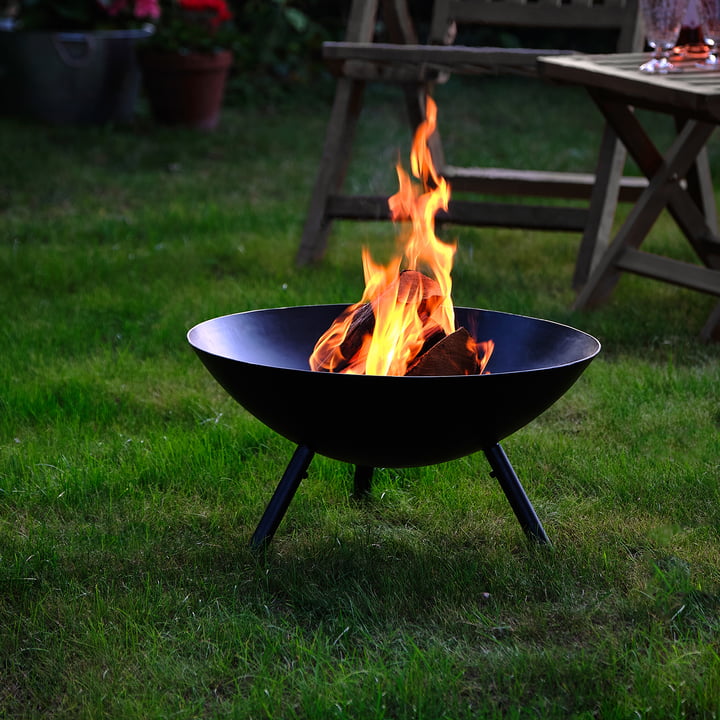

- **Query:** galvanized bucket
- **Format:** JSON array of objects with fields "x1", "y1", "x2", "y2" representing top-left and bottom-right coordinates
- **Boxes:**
[{"x1": 0, "y1": 25, "x2": 153, "y2": 124}]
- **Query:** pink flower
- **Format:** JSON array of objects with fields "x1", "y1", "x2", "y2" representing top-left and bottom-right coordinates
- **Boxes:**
[{"x1": 134, "y1": 0, "x2": 161, "y2": 20}]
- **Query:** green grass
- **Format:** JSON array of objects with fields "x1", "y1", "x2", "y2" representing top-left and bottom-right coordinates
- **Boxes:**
[{"x1": 1, "y1": 77, "x2": 720, "y2": 718}]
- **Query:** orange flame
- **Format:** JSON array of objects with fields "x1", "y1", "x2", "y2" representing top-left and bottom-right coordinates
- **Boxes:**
[{"x1": 310, "y1": 96, "x2": 493, "y2": 376}]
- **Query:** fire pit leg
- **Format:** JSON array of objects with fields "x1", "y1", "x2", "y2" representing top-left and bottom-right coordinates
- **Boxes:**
[
  {"x1": 353, "y1": 466, "x2": 374, "y2": 498},
  {"x1": 250, "y1": 444, "x2": 314, "y2": 549},
  {"x1": 484, "y1": 443, "x2": 550, "y2": 545}
]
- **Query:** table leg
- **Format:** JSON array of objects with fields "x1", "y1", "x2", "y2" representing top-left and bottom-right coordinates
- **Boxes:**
[
  {"x1": 677, "y1": 117, "x2": 718, "y2": 237},
  {"x1": 701, "y1": 301, "x2": 720, "y2": 342},
  {"x1": 575, "y1": 97, "x2": 720, "y2": 310},
  {"x1": 573, "y1": 122, "x2": 626, "y2": 289},
  {"x1": 603, "y1": 107, "x2": 719, "y2": 269}
]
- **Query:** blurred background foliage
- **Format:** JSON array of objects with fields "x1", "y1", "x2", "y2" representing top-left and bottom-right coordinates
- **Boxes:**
[
  {"x1": 223, "y1": 0, "x2": 622, "y2": 105},
  {"x1": 224, "y1": 0, "x2": 343, "y2": 104}
]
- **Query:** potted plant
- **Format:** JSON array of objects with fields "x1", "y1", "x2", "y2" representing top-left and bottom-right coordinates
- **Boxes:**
[
  {"x1": 0, "y1": 1, "x2": 159, "y2": 124},
  {"x1": 138, "y1": 0, "x2": 234, "y2": 130}
]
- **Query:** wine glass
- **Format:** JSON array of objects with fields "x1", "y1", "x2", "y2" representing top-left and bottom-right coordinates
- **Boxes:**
[
  {"x1": 696, "y1": 0, "x2": 720, "y2": 65},
  {"x1": 639, "y1": 0, "x2": 692, "y2": 72}
]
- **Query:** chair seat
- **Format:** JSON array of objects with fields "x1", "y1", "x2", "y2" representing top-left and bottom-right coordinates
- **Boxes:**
[
  {"x1": 323, "y1": 41, "x2": 576, "y2": 79},
  {"x1": 442, "y1": 165, "x2": 647, "y2": 200},
  {"x1": 325, "y1": 195, "x2": 591, "y2": 232}
]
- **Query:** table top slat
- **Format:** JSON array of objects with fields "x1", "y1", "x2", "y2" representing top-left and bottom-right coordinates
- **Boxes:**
[{"x1": 539, "y1": 52, "x2": 720, "y2": 122}]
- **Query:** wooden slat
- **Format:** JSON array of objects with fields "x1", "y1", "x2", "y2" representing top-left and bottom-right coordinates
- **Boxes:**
[
  {"x1": 325, "y1": 194, "x2": 589, "y2": 231},
  {"x1": 443, "y1": 165, "x2": 647, "y2": 201},
  {"x1": 443, "y1": 200, "x2": 588, "y2": 230},
  {"x1": 615, "y1": 248, "x2": 720, "y2": 295},
  {"x1": 323, "y1": 42, "x2": 576, "y2": 80},
  {"x1": 328, "y1": 59, "x2": 433, "y2": 82},
  {"x1": 323, "y1": 42, "x2": 569, "y2": 69}
]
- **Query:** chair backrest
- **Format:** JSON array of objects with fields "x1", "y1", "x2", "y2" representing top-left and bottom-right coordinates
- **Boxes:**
[{"x1": 428, "y1": 0, "x2": 643, "y2": 53}]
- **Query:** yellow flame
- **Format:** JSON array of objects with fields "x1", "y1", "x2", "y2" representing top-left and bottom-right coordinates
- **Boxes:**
[{"x1": 310, "y1": 96, "x2": 491, "y2": 376}]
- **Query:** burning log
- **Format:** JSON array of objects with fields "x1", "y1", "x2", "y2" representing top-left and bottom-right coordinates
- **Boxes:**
[
  {"x1": 311, "y1": 269, "x2": 446, "y2": 374},
  {"x1": 354, "y1": 268, "x2": 446, "y2": 335},
  {"x1": 311, "y1": 270, "x2": 492, "y2": 376},
  {"x1": 406, "y1": 326, "x2": 479, "y2": 376}
]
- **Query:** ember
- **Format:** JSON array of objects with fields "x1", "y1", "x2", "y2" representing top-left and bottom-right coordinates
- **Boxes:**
[{"x1": 309, "y1": 97, "x2": 494, "y2": 376}]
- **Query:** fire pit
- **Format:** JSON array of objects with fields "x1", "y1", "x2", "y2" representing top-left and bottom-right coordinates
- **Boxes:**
[
  {"x1": 188, "y1": 304, "x2": 600, "y2": 547},
  {"x1": 189, "y1": 96, "x2": 600, "y2": 547}
]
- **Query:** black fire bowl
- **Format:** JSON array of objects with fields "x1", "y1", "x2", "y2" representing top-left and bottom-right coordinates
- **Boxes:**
[{"x1": 188, "y1": 304, "x2": 600, "y2": 547}]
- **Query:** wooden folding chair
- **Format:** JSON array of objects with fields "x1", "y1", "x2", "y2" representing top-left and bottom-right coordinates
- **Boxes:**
[{"x1": 296, "y1": 0, "x2": 646, "y2": 283}]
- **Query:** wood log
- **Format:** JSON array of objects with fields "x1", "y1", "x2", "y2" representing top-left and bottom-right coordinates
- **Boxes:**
[
  {"x1": 406, "y1": 327, "x2": 479, "y2": 376},
  {"x1": 321, "y1": 269, "x2": 446, "y2": 372},
  {"x1": 312, "y1": 270, "x2": 490, "y2": 375}
]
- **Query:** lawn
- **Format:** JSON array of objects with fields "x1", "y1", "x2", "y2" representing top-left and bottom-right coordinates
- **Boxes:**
[{"x1": 1, "y1": 77, "x2": 719, "y2": 718}]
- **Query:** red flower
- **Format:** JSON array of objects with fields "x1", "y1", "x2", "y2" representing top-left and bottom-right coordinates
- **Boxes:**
[{"x1": 178, "y1": 0, "x2": 232, "y2": 27}]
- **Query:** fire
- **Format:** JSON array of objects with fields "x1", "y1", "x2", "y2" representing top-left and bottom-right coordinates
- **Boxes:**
[{"x1": 310, "y1": 96, "x2": 494, "y2": 376}]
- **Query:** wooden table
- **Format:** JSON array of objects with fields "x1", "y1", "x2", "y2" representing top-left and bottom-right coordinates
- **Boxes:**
[{"x1": 539, "y1": 52, "x2": 720, "y2": 341}]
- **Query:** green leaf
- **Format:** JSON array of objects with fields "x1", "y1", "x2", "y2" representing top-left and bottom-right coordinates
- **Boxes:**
[{"x1": 283, "y1": 7, "x2": 308, "y2": 34}]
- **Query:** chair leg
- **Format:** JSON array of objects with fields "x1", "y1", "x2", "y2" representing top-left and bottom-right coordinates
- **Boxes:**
[{"x1": 296, "y1": 77, "x2": 367, "y2": 266}]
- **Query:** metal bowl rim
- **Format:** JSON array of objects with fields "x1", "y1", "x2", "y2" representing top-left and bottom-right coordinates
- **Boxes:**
[{"x1": 187, "y1": 303, "x2": 602, "y2": 377}]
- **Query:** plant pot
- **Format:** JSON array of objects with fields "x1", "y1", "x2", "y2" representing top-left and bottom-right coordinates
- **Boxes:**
[
  {"x1": 139, "y1": 49, "x2": 233, "y2": 130},
  {"x1": 0, "y1": 26, "x2": 153, "y2": 125}
]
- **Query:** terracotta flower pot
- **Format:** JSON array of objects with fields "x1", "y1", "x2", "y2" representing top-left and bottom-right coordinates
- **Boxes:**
[{"x1": 140, "y1": 49, "x2": 232, "y2": 130}]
